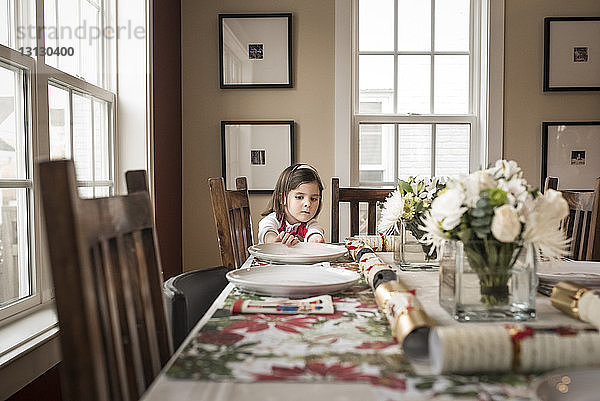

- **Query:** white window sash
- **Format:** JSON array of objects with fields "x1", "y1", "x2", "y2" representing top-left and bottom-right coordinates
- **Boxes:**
[
  {"x1": 341, "y1": 0, "x2": 505, "y2": 186},
  {"x1": 0, "y1": 45, "x2": 40, "y2": 322}
]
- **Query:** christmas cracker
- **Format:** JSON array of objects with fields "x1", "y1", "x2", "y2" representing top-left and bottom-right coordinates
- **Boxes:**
[
  {"x1": 550, "y1": 281, "x2": 600, "y2": 329},
  {"x1": 430, "y1": 324, "x2": 600, "y2": 374},
  {"x1": 345, "y1": 238, "x2": 435, "y2": 358}
]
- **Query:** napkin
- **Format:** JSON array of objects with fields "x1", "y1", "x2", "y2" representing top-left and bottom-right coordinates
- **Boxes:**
[{"x1": 231, "y1": 295, "x2": 334, "y2": 314}]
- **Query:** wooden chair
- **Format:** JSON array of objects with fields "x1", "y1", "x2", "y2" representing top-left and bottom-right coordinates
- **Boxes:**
[
  {"x1": 208, "y1": 177, "x2": 253, "y2": 270},
  {"x1": 543, "y1": 176, "x2": 559, "y2": 192},
  {"x1": 331, "y1": 177, "x2": 394, "y2": 243},
  {"x1": 545, "y1": 176, "x2": 600, "y2": 260},
  {"x1": 39, "y1": 160, "x2": 171, "y2": 401}
]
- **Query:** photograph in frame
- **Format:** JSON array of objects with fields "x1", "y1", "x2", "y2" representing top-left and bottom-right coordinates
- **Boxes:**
[
  {"x1": 219, "y1": 13, "x2": 293, "y2": 89},
  {"x1": 221, "y1": 121, "x2": 294, "y2": 193},
  {"x1": 543, "y1": 17, "x2": 600, "y2": 91},
  {"x1": 541, "y1": 122, "x2": 600, "y2": 190}
]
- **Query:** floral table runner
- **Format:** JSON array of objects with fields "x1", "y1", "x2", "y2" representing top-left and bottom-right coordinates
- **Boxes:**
[{"x1": 166, "y1": 259, "x2": 537, "y2": 400}]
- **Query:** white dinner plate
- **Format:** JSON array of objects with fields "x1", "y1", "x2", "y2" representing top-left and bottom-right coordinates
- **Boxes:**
[
  {"x1": 226, "y1": 264, "x2": 360, "y2": 297},
  {"x1": 537, "y1": 260, "x2": 600, "y2": 287},
  {"x1": 248, "y1": 242, "x2": 348, "y2": 264},
  {"x1": 534, "y1": 368, "x2": 600, "y2": 401}
]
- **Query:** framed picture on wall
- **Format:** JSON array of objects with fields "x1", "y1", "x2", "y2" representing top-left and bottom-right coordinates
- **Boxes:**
[
  {"x1": 221, "y1": 121, "x2": 294, "y2": 193},
  {"x1": 218, "y1": 13, "x2": 293, "y2": 89},
  {"x1": 543, "y1": 17, "x2": 600, "y2": 91},
  {"x1": 541, "y1": 121, "x2": 600, "y2": 190}
]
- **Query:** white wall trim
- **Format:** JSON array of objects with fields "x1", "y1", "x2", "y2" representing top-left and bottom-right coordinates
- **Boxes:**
[
  {"x1": 334, "y1": 0, "x2": 352, "y2": 240},
  {"x1": 487, "y1": 0, "x2": 505, "y2": 164},
  {"x1": 0, "y1": 304, "x2": 60, "y2": 399},
  {"x1": 334, "y1": 0, "x2": 351, "y2": 185}
]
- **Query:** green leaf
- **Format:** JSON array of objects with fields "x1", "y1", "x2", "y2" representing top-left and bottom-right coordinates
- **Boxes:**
[
  {"x1": 471, "y1": 216, "x2": 491, "y2": 227},
  {"x1": 476, "y1": 198, "x2": 490, "y2": 209},
  {"x1": 399, "y1": 180, "x2": 412, "y2": 195},
  {"x1": 470, "y1": 208, "x2": 487, "y2": 218}
]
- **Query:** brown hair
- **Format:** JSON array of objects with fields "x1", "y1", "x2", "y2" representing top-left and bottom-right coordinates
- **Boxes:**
[{"x1": 261, "y1": 163, "x2": 324, "y2": 220}]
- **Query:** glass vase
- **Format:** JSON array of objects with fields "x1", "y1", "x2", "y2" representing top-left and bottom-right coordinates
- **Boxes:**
[
  {"x1": 438, "y1": 239, "x2": 537, "y2": 322},
  {"x1": 399, "y1": 220, "x2": 439, "y2": 270}
]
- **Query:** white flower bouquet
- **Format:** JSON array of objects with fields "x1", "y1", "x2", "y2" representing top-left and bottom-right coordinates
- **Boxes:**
[
  {"x1": 378, "y1": 176, "x2": 446, "y2": 260},
  {"x1": 420, "y1": 160, "x2": 569, "y2": 305}
]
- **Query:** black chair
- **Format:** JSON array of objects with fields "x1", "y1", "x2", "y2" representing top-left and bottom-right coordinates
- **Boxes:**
[{"x1": 163, "y1": 266, "x2": 229, "y2": 349}]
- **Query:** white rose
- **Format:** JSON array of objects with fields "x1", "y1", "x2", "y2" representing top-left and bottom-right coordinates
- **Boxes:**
[
  {"x1": 431, "y1": 188, "x2": 467, "y2": 231},
  {"x1": 491, "y1": 204, "x2": 521, "y2": 243},
  {"x1": 463, "y1": 170, "x2": 495, "y2": 207}
]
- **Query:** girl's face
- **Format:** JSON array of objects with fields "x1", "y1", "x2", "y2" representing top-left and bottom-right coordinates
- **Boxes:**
[{"x1": 284, "y1": 181, "x2": 321, "y2": 224}]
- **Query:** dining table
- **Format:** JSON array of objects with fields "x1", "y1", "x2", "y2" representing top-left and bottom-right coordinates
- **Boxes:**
[{"x1": 141, "y1": 252, "x2": 593, "y2": 401}]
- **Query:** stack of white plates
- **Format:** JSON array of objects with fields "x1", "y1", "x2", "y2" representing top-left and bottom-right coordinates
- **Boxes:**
[
  {"x1": 537, "y1": 260, "x2": 600, "y2": 294},
  {"x1": 248, "y1": 243, "x2": 348, "y2": 264}
]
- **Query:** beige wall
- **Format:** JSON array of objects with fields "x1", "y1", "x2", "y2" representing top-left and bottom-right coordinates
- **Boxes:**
[
  {"x1": 504, "y1": 0, "x2": 600, "y2": 186},
  {"x1": 182, "y1": 0, "x2": 335, "y2": 269},
  {"x1": 182, "y1": 0, "x2": 600, "y2": 270}
]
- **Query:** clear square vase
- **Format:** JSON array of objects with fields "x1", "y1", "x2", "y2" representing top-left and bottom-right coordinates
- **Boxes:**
[
  {"x1": 438, "y1": 239, "x2": 537, "y2": 322},
  {"x1": 397, "y1": 220, "x2": 439, "y2": 270}
]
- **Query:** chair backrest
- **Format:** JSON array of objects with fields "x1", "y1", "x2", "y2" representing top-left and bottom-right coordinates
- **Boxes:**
[
  {"x1": 546, "y1": 176, "x2": 600, "y2": 260},
  {"x1": 39, "y1": 160, "x2": 171, "y2": 401},
  {"x1": 208, "y1": 176, "x2": 253, "y2": 270},
  {"x1": 331, "y1": 177, "x2": 394, "y2": 243},
  {"x1": 557, "y1": 178, "x2": 600, "y2": 261},
  {"x1": 163, "y1": 266, "x2": 229, "y2": 349},
  {"x1": 544, "y1": 176, "x2": 559, "y2": 192}
]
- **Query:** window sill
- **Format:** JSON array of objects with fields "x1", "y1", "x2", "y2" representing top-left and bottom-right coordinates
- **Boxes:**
[{"x1": 0, "y1": 304, "x2": 61, "y2": 399}]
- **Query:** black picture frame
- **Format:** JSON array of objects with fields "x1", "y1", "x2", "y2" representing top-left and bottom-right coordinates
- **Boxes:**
[
  {"x1": 541, "y1": 121, "x2": 600, "y2": 190},
  {"x1": 543, "y1": 17, "x2": 600, "y2": 91},
  {"x1": 221, "y1": 121, "x2": 295, "y2": 193},
  {"x1": 218, "y1": 13, "x2": 293, "y2": 89}
]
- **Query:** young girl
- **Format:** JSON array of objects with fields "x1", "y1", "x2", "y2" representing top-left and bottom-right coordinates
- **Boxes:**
[{"x1": 258, "y1": 164, "x2": 326, "y2": 246}]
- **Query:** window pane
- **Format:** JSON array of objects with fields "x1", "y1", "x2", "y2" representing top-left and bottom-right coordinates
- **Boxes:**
[
  {"x1": 0, "y1": 188, "x2": 32, "y2": 307},
  {"x1": 435, "y1": 0, "x2": 470, "y2": 51},
  {"x1": 46, "y1": 0, "x2": 105, "y2": 87},
  {"x1": 47, "y1": 0, "x2": 79, "y2": 76},
  {"x1": 359, "y1": 0, "x2": 394, "y2": 51},
  {"x1": 398, "y1": 124, "x2": 431, "y2": 178},
  {"x1": 0, "y1": 63, "x2": 27, "y2": 180},
  {"x1": 359, "y1": 124, "x2": 394, "y2": 183},
  {"x1": 434, "y1": 55, "x2": 469, "y2": 114},
  {"x1": 80, "y1": 1, "x2": 100, "y2": 85},
  {"x1": 44, "y1": 0, "x2": 58, "y2": 67},
  {"x1": 435, "y1": 124, "x2": 470, "y2": 177},
  {"x1": 0, "y1": 0, "x2": 10, "y2": 47},
  {"x1": 398, "y1": 0, "x2": 431, "y2": 51},
  {"x1": 93, "y1": 100, "x2": 109, "y2": 181},
  {"x1": 397, "y1": 55, "x2": 430, "y2": 114},
  {"x1": 359, "y1": 55, "x2": 394, "y2": 114},
  {"x1": 48, "y1": 84, "x2": 71, "y2": 159},
  {"x1": 94, "y1": 185, "x2": 110, "y2": 198},
  {"x1": 72, "y1": 93, "x2": 92, "y2": 180},
  {"x1": 78, "y1": 186, "x2": 93, "y2": 199}
]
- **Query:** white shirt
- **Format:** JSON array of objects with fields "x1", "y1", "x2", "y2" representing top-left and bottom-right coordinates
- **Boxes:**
[{"x1": 257, "y1": 212, "x2": 325, "y2": 244}]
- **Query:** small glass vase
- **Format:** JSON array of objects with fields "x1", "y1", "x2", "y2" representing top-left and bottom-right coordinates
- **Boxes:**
[
  {"x1": 439, "y1": 239, "x2": 537, "y2": 322},
  {"x1": 399, "y1": 220, "x2": 439, "y2": 270}
]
